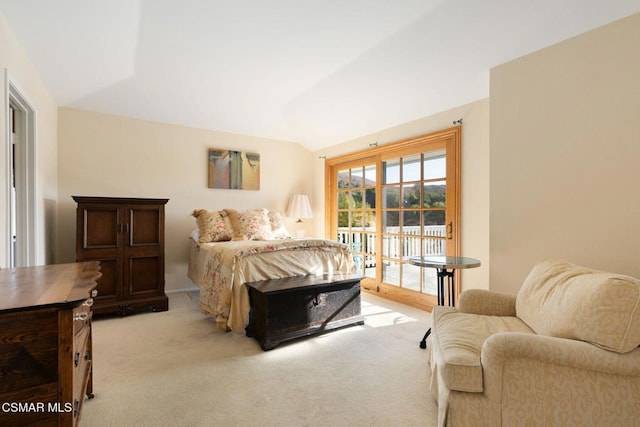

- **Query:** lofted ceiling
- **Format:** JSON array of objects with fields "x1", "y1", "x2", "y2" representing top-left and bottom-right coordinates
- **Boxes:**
[{"x1": 1, "y1": 0, "x2": 639, "y2": 151}]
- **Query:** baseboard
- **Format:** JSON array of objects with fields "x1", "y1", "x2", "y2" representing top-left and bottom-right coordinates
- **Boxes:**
[{"x1": 166, "y1": 286, "x2": 199, "y2": 295}]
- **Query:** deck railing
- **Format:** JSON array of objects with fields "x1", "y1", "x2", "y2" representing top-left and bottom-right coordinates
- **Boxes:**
[{"x1": 337, "y1": 225, "x2": 446, "y2": 261}]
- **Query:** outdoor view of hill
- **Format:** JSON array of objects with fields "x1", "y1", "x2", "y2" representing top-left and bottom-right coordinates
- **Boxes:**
[{"x1": 337, "y1": 174, "x2": 446, "y2": 227}]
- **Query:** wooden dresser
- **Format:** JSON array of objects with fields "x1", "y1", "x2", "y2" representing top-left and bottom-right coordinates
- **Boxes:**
[
  {"x1": 0, "y1": 262, "x2": 101, "y2": 426},
  {"x1": 73, "y1": 196, "x2": 169, "y2": 315}
]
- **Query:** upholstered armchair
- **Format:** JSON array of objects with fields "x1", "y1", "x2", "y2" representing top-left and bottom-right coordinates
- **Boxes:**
[{"x1": 426, "y1": 259, "x2": 640, "y2": 426}]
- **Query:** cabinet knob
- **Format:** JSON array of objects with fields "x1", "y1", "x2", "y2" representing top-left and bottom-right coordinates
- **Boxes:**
[
  {"x1": 91, "y1": 289, "x2": 98, "y2": 298},
  {"x1": 84, "y1": 298, "x2": 94, "y2": 307}
]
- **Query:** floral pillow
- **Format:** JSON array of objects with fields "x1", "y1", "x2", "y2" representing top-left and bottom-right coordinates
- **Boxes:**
[
  {"x1": 223, "y1": 208, "x2": 272, "y2": 241},
  {"x1": 191, "y1": 209, "x2": 232, "y2": 243},
  {"x1": 268, "y1": 210, "x2": 292, "y2": 239}
]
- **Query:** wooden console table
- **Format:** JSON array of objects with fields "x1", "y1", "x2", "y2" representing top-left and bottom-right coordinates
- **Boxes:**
[{"x1": 0, "y1": 262, "x2": 101, "y2": 426}]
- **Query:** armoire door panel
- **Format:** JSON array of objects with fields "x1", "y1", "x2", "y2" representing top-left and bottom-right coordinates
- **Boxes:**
[
  {"x1": 129, "y1": 208, "x2": 161, "y2": 246},
  {"x1": 127, "y1": 256, "x2": 163, "y2": 295},
  {"x1": 83, "y1": 208, "x2": 119, "y2": 249}
]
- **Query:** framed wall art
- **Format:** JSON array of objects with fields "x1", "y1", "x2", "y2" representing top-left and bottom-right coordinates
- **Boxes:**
[{"x1": 208, "y1": 148, "x2": 260, "y2": 190}]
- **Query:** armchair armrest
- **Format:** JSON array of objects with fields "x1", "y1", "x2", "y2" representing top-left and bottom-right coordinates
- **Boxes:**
[
  {"x1": 481, "y1": 332, "x2": 640, "y2": 401},
  {"x1": 457, "y1": 289, "x2": 516, "y2": 316}
]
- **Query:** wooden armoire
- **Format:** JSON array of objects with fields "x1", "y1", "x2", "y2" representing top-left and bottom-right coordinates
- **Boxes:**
[{"x1": 73, "y1": 196, "x2": 169, "y2": 315}]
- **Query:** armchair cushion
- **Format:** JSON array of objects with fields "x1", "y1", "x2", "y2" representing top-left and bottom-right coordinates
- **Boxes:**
[
  {"x1": 516, "y1": 259, "x2": 640, "y2": 353},
  {"x1": 430, "y1": 306, "x2": 534, "y2": 392}
]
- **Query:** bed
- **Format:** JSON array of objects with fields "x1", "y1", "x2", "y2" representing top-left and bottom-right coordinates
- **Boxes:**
[{"x1": 187, "y1": 208, "x2": 354, "y2": 333}]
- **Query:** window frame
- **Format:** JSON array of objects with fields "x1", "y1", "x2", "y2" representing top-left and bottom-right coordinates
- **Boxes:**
[{"x1": 324, "y1": 126, "x2": 461, "y2": 310}]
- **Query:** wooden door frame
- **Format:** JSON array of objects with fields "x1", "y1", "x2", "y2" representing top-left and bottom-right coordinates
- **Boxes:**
[
  {"x1": 324, "y1": 126, "x2": 461, "y2": 310},
  {"x1": 4, "y1": 73, "x2": 36, "y2": 267}
]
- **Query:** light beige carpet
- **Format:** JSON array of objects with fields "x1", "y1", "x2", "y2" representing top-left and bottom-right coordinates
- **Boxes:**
[{"x1": 81, "y1": 291, "x2": 438, "y2": 426}]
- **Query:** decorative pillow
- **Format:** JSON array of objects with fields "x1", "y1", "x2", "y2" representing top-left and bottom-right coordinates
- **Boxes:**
[
  {"x1": 516, "y1": 258, "x2": 640, "y2": 353},
  {"x1": 267, "y1": 210, "x2": 292, "y2": 239},
  {"x1": 191, "y1": 209, "x2": 232, "y2": 243},
  {"x1": 222, "y1": 208, "x2": 272, "y2": 241}
]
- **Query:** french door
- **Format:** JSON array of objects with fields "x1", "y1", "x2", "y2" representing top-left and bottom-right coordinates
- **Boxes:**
[{"x1": 326, "y1": 126, "x2": 460, "y2": 310}]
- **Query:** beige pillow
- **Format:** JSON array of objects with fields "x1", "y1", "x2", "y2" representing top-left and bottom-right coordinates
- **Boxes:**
[
  {"x1": 191, "y1": 209, "x2": 232, "y2": 243},
  {"x1": 516, "y1": 258, "x2": 640, "y2": 353},
  {"x1": 267, "y1": 210, "x2": 292, "y2": 239},
  {"x1": 222, "y1": 208, "x2": 272, "y2": 241}
]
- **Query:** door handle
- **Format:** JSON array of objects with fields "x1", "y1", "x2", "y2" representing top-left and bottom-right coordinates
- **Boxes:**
[{"x1": 447, "y1": 222, "x2": 453, "y2": 240}]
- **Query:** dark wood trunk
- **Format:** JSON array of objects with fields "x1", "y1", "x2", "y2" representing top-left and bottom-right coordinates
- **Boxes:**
[{"x1": 245, "y1": 273, "x2": 364, "y2": 350}]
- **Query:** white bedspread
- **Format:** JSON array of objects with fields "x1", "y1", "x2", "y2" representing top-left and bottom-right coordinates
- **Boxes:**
[{"x1": 187, "y1": 238, "x2": 353, "y2": 333}]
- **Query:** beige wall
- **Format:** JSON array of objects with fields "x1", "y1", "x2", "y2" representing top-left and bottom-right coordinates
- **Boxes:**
[
  {"x1": 312, "y1": 99, "x2": 491, "y2": 291},
  {"x1": 57, "y1": 108, "x2": 314, "y2": 291},
  {"x1": 490, "y1": 13, "x2": 640, "y2": 294},
  {"x1": 0, "y1": 12, "x2": 58, "y2": 267},
  {"x1": 6, "y1": 7, "x2": 636, "y2": 301}
]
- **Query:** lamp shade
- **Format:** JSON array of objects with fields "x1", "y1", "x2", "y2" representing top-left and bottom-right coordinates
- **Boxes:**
[{"x1": 287, "y1": 194, "x2": 313, "y2": 222}]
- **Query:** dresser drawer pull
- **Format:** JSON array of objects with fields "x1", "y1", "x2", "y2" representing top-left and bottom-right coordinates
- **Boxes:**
[
  {"x1": 84, "y1": 298, "x2": 94, "y2": 307},
  {"x1": 74, "y1": 312, "x2": 89, "y2": 321},
  {"x1": 74, "y1": 352, "x2": 80, "y2": 367}
]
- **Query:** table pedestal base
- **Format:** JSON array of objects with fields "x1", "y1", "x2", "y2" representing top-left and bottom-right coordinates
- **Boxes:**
[
  {"x1": 419, "y1": 267, "x2": 454, "y2": 349},
  {"x1": 408, "y1": 256, "x2": 481, "y2": 350}
]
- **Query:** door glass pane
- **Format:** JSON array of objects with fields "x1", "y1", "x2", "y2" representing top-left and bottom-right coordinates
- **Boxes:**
[
  {"x1": 402, "y1": 233, "x2": 421, "y2": 258},
  {"x1": 403, "y1": 210, "x2": 420, "y2": 229},
  {"x1": 363, "y1": 211, "x2": 376, "y2": 228},
  {"x1": 423, "y1": 181, "x2": 446, "y2": 208},
  {"x1": 422, "y1": 268, "x2": 438, "y2": 294},
  {"x1": 402, "y1": 154, "x2": 421, "y2": 182},
  {"x1": 350, "y1": 232, "x2": 363, "y2": 252},
  {"x1": 353, "y1": 254, "x2": 364, "y2": 274},
  {"x1": 338, "y1": 169, "x2": 349, "y2": 189},
  {"x1": 363, "y1": 233, "x2": 376, "y2": 256},
  {"x1": 350, "y1": 166, "x2": 363, "y2": 188},
  {"x1": 351, "y1": 212, "x2": 363, "y2": 228},
  {"x1": 383, "y1": 211, "x2": 399, "y2": 230},
  {"x1": 364, "y1": 188, "x2": 376, "y2": 209},
  {"x1": 423, "y1": 150, "x2": 446, "y2": 180},
  {"x1": 383, "y1": 159, "x2": 400, "y2": 184},
  {"x1": 402, "y1": 184, "x2": 420, "y2": 208},
  {"x1": 383, "y1": 260, "x2": 400, "y2": 285},
  {"x1": 423, "y1": 237, "x2": 446, "y2": 257},
  {"x1": 337, "y1": 190, "x2": 349, "y2": 209},
  {"x1": 383, "y1": 186, "x2": 400, "y2": 208},
  {"x1": 350, "y1": 189, "x2": 363, "y2": 209},
  {"x1": 365, "y1": 164, "x2": 376, "y2": 184},
  {"x1": 403, "y1": 263, "x2": 421, "y2": 291},
  {"x1": 338, "y1": 211, "x2": 348, "y2": 227},
  {"x1": 365, "y1": 256, "x2": 376, "y2": 279},
  {"x1": 382, "y1": 235, "x2": 399, "y2": 258},
  {"x1": 423, "y1": 210, "x2": 445, "y2": 226}
]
